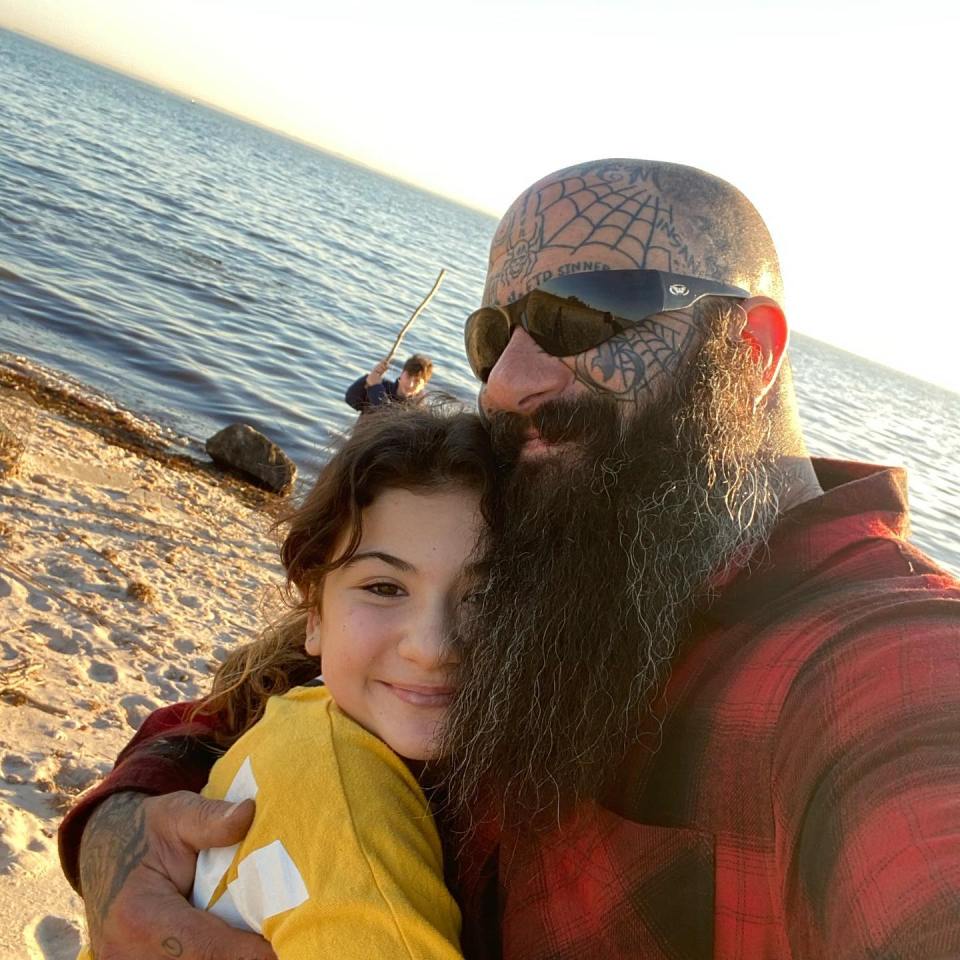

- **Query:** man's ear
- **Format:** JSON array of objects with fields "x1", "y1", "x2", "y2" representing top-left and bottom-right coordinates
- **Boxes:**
[
  {"x1": 738, "y1": 296, "x2": 788, "y2": 399},
  {"x1": 305, "y1": 607, "x2": 322, "y2": 657}
]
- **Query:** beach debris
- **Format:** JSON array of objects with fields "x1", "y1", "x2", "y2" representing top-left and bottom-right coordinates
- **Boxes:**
[
  {"x1": 0, "y1": 658, "x2": 41, "y2": 691},
  {"x1": 0, "y1": 421, "x2": 25, "y2": 479},
  {"x1": 0, "y1": 688, "x2": 71, "y2": 717},
  {"x1": 125, "y1": 579, "x2": 157, "y2": 604},
  {"x1": 0, "y1": 558, "x2": 108, "y2": 625},
  {"x1": 0, "y1": 657, "x2": 69, "y2": 717},
  {"x1": 205, "y1": 422, "x2": 296, "y2": 494}
]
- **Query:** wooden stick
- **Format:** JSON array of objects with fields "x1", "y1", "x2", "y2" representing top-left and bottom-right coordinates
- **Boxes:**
[
  {"x1": 0, "y1": 658, "x2": 41, "y2": 688},
  {"x1": 0, "y1": 558, "x2": 107, "y2": 625},
  {"x1": 0, "y1": 657, "x2": 69, "y2": 717},
  {"x1": 1, "y1": 689, "x2": 70, "y2": 717},
  {"x1": 384, "y1": 268, "x2": 446, "y2": 365}
]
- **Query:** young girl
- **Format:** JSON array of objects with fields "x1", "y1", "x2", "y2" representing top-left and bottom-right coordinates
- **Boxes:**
[{"x1": 186, "y1": 406, "x2": 495, "y2": 958}]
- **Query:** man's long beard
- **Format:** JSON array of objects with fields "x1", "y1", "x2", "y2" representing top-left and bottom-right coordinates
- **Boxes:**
[{"x1": 438, "y1": 313, "x2": 782, "y2": 828}]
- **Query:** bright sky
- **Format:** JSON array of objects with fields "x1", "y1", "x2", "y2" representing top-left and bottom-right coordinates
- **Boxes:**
[{"x1": 2, "y1": 0, "x2": 958, "y2": 392}]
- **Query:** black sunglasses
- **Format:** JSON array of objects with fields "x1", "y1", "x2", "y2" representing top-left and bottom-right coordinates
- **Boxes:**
[{"x1": 464, "y1": 269, "x2": 750, "y2": 382}]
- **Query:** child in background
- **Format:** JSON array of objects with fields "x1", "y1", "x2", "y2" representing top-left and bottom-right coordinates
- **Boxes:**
[
  {"x1": 345, "y1": 353, "x2": 434, "y2": 413},
  {"x1": 77, "y1": 406, "x2": 495, "y2": 960}
]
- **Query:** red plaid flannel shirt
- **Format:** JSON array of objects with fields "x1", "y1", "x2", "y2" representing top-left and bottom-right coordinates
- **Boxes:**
[{"x1": 61, "y1": 460, "x2": 960, "y2": 959}]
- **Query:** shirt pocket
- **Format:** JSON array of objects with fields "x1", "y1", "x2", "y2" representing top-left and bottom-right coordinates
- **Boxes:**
[{"x1": 500, "y1": 810, "x2": 714, "y2": 960}]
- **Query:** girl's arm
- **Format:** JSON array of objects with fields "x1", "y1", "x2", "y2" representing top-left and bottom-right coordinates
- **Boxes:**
[{"x1": 197, "y1": 688, "x2": 463, "y2": 959}]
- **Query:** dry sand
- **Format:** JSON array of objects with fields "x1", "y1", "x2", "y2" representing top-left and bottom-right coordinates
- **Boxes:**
[{"x1": 0, "y1": 369, "x2": 286, "y2": 959}]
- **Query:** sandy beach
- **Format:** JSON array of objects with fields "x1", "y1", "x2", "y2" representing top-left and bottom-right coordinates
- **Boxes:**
[{"x1": 0, "y1": 366, "x2": 286, "y2": 959}]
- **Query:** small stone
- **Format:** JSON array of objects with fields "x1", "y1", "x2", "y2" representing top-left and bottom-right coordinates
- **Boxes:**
[{"x1": 126, "y1": 580, "x2": 157, "y2": 604}]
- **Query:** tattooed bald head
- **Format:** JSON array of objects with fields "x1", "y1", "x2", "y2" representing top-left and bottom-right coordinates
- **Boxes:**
[
  {"x1": 482, "y1": 158, "x2": 784, "y2": 308},
  {"x1": 440, "y1": 159, "x2": 823, "y2": 828}
]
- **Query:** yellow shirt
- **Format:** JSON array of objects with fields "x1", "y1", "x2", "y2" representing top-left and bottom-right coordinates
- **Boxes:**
[
  {"x1": 78, "y1": 686, "x2": 462, "y2": 960},
  {"x1": 192, "y1": 686, "x2": 462, "y2": 958}
]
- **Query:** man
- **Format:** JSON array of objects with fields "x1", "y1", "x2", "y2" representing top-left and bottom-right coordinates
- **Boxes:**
[
  {"x1": 344, "y1": 353, "x2": 433, "y2": 412},
  {"x1": 60, "y1": 159, "x2": 960, "y2": 959}
]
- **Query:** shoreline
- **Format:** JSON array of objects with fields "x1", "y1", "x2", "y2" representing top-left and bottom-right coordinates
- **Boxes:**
[
  {"x1": 0, "y1": 355, "x2": 285, "y2": 512},
  {"x1": 0, "y1": 363, "x2": 287, "y2": 958}
]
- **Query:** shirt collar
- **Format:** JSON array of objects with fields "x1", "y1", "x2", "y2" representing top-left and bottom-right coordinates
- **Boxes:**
[{"x1": 704, "y1": 458, "x2": 911, "y2": 626}]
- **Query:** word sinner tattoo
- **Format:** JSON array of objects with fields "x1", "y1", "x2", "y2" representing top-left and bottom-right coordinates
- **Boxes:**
[{"x1": 79, "y1": 791, "x2": 148, "y2": 946}]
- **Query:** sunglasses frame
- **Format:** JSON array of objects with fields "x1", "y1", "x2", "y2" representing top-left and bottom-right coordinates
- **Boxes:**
[{"x1": 465, "y1": 268, "x2": 751, "y2": 381}]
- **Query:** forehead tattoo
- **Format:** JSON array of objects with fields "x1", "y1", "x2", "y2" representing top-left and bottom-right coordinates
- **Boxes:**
[{"x1": 485, "y1": 161, "x2": 721, "y2": 305}]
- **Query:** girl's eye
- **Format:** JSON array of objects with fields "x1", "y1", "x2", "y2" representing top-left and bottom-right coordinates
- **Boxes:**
[{"x1": 364, "y1": 582, "x2": 404, "y2": 598}]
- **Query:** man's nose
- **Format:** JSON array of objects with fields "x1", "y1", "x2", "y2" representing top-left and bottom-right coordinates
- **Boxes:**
[
  {"x1": 397, "y1": 606, "x2": 460, "y2": 669},
  {"x1": 480, "y1": 327, "x2": 573, "y2": 417}
]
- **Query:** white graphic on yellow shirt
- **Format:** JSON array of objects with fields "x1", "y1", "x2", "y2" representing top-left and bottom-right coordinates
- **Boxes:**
[{"x1": 190, "y1": 756, "x2": 309, "y2": 933}]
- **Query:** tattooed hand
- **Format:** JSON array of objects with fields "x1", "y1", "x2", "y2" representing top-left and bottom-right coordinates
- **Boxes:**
[{"x1": 79, "y1": 791, "x2": 276, "y2": 960}]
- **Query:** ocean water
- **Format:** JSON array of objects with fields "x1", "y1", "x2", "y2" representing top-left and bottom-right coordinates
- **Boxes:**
[{"x1": 1, "y1": 29, "x2": 957, "y2": 574}]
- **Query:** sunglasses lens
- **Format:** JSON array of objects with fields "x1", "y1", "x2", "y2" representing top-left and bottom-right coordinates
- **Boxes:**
[
  {"x1": 463, "y1": 271, "x2": 749, "y2": 382},
  {"x1": 523, "y1": 290, "x2": 632, "y2": 356},
  {"x1": 465, "y1": 307, "x2": 511, "y2": 381}
]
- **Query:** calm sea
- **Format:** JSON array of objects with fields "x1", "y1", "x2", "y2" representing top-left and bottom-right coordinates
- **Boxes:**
[{"x1": 1, "y1": 30, "x2": 957, "y2": 574}]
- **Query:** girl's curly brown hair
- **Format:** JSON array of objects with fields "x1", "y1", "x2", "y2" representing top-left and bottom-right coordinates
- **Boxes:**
[{"x1": 193, "y1": 403, "x2": 498, "y2": 747}]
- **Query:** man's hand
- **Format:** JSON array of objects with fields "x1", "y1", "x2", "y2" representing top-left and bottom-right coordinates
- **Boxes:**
[
  {"x1": 365, "y1": 359, "x2": 390, "y2": 386},
  {"x1": 80, "y1": 791, "x2": 276, "y2": 960}
]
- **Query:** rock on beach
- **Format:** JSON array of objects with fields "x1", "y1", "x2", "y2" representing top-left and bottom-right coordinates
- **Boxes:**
[{"x1": 205, "y1": 422, "x2": 297, "y2": 494}]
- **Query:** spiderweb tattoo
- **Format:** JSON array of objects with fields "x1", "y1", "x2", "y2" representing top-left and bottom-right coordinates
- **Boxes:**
[
  {"x1": 577, "y1": 315, "x2": 699, "y2": 402},
  {"x1": 488, "y1": 163, "x2": 706, "y2": 300},
  {"x1": 485, "y1": 162, "x2": 721, "y2": 404}
]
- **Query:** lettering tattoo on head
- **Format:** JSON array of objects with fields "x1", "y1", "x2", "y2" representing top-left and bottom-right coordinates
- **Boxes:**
[
  {"x1": 484, "y1": 161, "x2": 708, "y2": 304},
  {"x1": 79, "y1": 791, "x2": 148, "y2": 948}
]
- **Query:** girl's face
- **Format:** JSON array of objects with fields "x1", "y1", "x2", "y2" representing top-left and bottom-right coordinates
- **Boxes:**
[{"x1": 305, "y1": 486, "x2": 483, "y2": 760}]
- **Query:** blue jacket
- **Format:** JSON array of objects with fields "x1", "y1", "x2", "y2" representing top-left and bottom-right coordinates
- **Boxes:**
[{"x1": 344, "y1": 375, "x2": 402, "y2": 413}]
